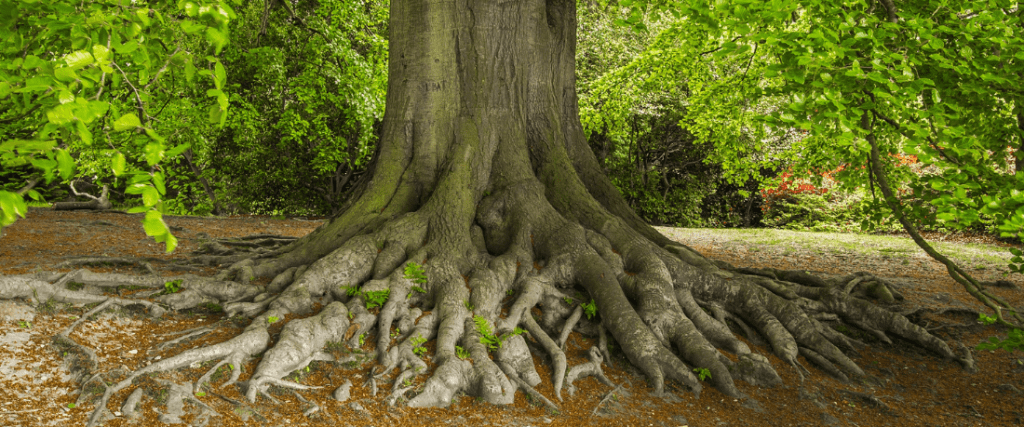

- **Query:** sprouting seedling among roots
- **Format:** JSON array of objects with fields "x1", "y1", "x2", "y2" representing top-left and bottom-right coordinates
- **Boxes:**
[
  {"x1": 403, "y1": 262, "x2": 428, "y2": 284},
  {"x1": 162, "y1": 279, "x2": 182, "y2": 294}
]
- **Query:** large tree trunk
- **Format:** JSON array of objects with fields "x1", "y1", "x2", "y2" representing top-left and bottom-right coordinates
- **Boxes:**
[{"x1": 2, "y1": 1, "x2": 971, "y2": 424}]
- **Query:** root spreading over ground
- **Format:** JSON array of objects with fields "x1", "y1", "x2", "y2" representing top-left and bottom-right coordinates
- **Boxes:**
[{"x1": 0, "y1": 195, "x2": 978, "y2": 426}]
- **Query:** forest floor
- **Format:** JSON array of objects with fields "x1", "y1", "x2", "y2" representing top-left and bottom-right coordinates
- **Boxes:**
[{"x1": 1, "y1": 208, "x2": 1023, "y2": 427}]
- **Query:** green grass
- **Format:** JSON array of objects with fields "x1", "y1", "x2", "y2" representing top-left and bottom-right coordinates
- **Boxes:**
[{"x1": 659, "y1": 227, "x2": 1015, "y2": 274}]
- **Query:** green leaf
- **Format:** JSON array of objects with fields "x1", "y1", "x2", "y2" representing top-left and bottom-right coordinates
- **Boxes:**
[
  {"x1": 152, "y1": 171, "x2": 166, "y2": 195},
  {"x1": 113, "y1": 113, "x2": 141, "y2": 132},
  {"x1": 143, "y1": 211, "x2": 168, "y2": 236},
  {"x1": 141, "y1": 186, "x2": 160, "y2": 207},
  {"x1": 46, "y1": 105, "x2": 76, "y2": 125},
  {"x1": 165, "y1": 143, "x2": 191, "y2": 158},
  {"x1": 58, "y1": 90, "x2": 74, "y2": 104},
  {"x1": 0, "y1": 191, "x2": 28, "y2": 226},
  {"x1": 143, "y1": 142, "x2": 165, "y2": 166},
  {"x1": 65, "y1": 51, "x2": 94, "y2": 69},
  {"x1": 125, "y1": 183, "x2": 148, "y2": 195},
  {"x1": 116, "y1": 40, "x2": 139, "y2": 54},
  {"x1": 207, "y1": 27, "x2": 227, "y2": 54},
  {"x1": 184, "y1": 58, "x2": 196, "y2": 83},
  {"x1": 92, "y1": 44, "x2": 110, "y2": 63},
  {"x1": 57, "y1": 149, "x2": 74, "y2": 180},
  {"x1": 75, "y1": 120, "x2": 92, "y2": 145},
  {"x1": 214, "y1": 61, "x2": 226, "y2": 89},
  {"x1": 111, "y1": 152, "x2": 126, "y2": 177}
]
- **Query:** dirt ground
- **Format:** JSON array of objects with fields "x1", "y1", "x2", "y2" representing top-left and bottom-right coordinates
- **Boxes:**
[{"x1": 1, "y1": 208, "x2": 1023, "y2": 427}]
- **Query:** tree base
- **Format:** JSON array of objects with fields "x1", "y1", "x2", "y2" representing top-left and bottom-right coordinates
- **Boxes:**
[{"x1": 0, "y1": 206, "x2": 976, "y2": 426}]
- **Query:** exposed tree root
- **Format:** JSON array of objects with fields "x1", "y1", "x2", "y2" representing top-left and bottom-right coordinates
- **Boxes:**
[
  {"x1": 2, "y1": 180, "x2": 980, "y2": 426},
  {"x1": 0, "y1": 186, "x2": 979, "y2": 427},
  {"x1": 53, "y1": 182, "x2": 112, "y2": 211}
]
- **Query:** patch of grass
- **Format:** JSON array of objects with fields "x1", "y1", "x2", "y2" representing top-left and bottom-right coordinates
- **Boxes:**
[
  {"x1": 200, "y1": 302, "x2": 223, "y2": 313},
  {"x1": 37, "y1": 299, "x2": 59, "y2": 313},
  {"x1": 66, "y1": 281, "x2": 85, "y2": 291}
]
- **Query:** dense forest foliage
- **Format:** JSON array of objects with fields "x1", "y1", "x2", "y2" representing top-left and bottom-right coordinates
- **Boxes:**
[{"x1": 2, "y1": 0, "x2": 1022, "y2": 276}]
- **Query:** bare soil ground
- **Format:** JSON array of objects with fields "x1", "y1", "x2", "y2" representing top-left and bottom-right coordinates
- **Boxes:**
[{"x1": 1, "y1": 208, "x2": 1022, "y2": 427}]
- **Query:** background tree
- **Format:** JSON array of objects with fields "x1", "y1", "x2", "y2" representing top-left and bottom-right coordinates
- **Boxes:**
[
  {"x1": 0, "y1": 0, "x2": 237, "y2": 248},
  {"x1": 618, "y1": 0, "x2": 1024, "y2": 325},
  {"x1": 179, "y1": 0, "x2": 388, "y2": 215}
]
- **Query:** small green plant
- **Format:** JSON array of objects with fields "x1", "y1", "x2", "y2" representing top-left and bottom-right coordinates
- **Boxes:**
[
  {"x1": 506, "y1": 289, "x2": 515, "y2": 296},
  {"x1": 404, "y1": 262, "x2": 428, "y2": 284},
  {"x1": 163, "y1": 279, "x2": 183, "y2": 294},
  {"x1": 464, "y1": 300, "x2": 475, "y2": 311},
  {"x1": 67, "y1": 403, "x2": 76, "y2": 409},
  {"x1": 267, "y1": 316, "x2": 280, "y2": 324},
  {"x1": 364, "y1": 289, "x2": 390, "y2": 309},
  {"x1": 563, "y1": 296, "x2": 573, "y2": 306},
  {"x1": 66, "y1": 281, "x2": 85, "y2": 291},
  {"x1": 348, "y1": 311, "x2": 354, "y2": 320},
  {"x1": 581, "y1": 299, "x2": 597, "y2": 319},
  {"x1": 693, "y1": 367, "x2": 712, "y2": 381},
  {"x1": 977, "y1": 314, "x2": 1024, "y2": 353},
  {"x1": 403, "y1": 378, "x2": 413, "y2": 387},
  {"x1": 407, "y1": 286, "x2": 427, "y2": 299},
  {"x1": 359, "y1": 333, "x2": 366, "y2": 346},
  {"x1": 195, "y1": 391, "x2": 206, "y2": 397},
  {"x1": 17, "y1": 320, "x2": 31, "y2": 329},
  {"x1": 201, "y1": 303, "x2": 223, "y2": 312},
  {"x1": 455, "y1": 345, "x2": 470, "y2": 359},
  {"x1": 473, "y1": 315, "x2": 525, "y2": 350},
  {"x1": 411, "y1": 335, "x2": 428, "y2": 356},
  {"x1": 342, "y1": 285, "x2": 360, "y2": 297},
  {"x1": 392, "y1": 328, "x2": 401, "y2": 338}
]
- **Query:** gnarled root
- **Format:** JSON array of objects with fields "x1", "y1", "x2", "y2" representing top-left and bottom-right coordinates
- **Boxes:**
[
  {"x1": 565, "y1": 346, "x2": 616, "y2": 397},
  {"x1": 16, "y1": 172, "x2": 972, "y2": 427}
]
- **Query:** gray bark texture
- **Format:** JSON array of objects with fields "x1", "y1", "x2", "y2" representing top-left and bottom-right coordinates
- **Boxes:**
[{"x1": 0, "y1": 1, "x2": 976, "y2": 424}]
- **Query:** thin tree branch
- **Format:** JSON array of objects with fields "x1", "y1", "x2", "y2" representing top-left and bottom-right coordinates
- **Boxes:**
[
  {"x1": 861, "y1": 111, "x2": 1021, "y2": 327},
  {"x1": 111, "y1": 61, "x2": 148, "y2": 126},
  {"x1": 143, "y1": 47, "x2": 181, "y2": 91}
]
